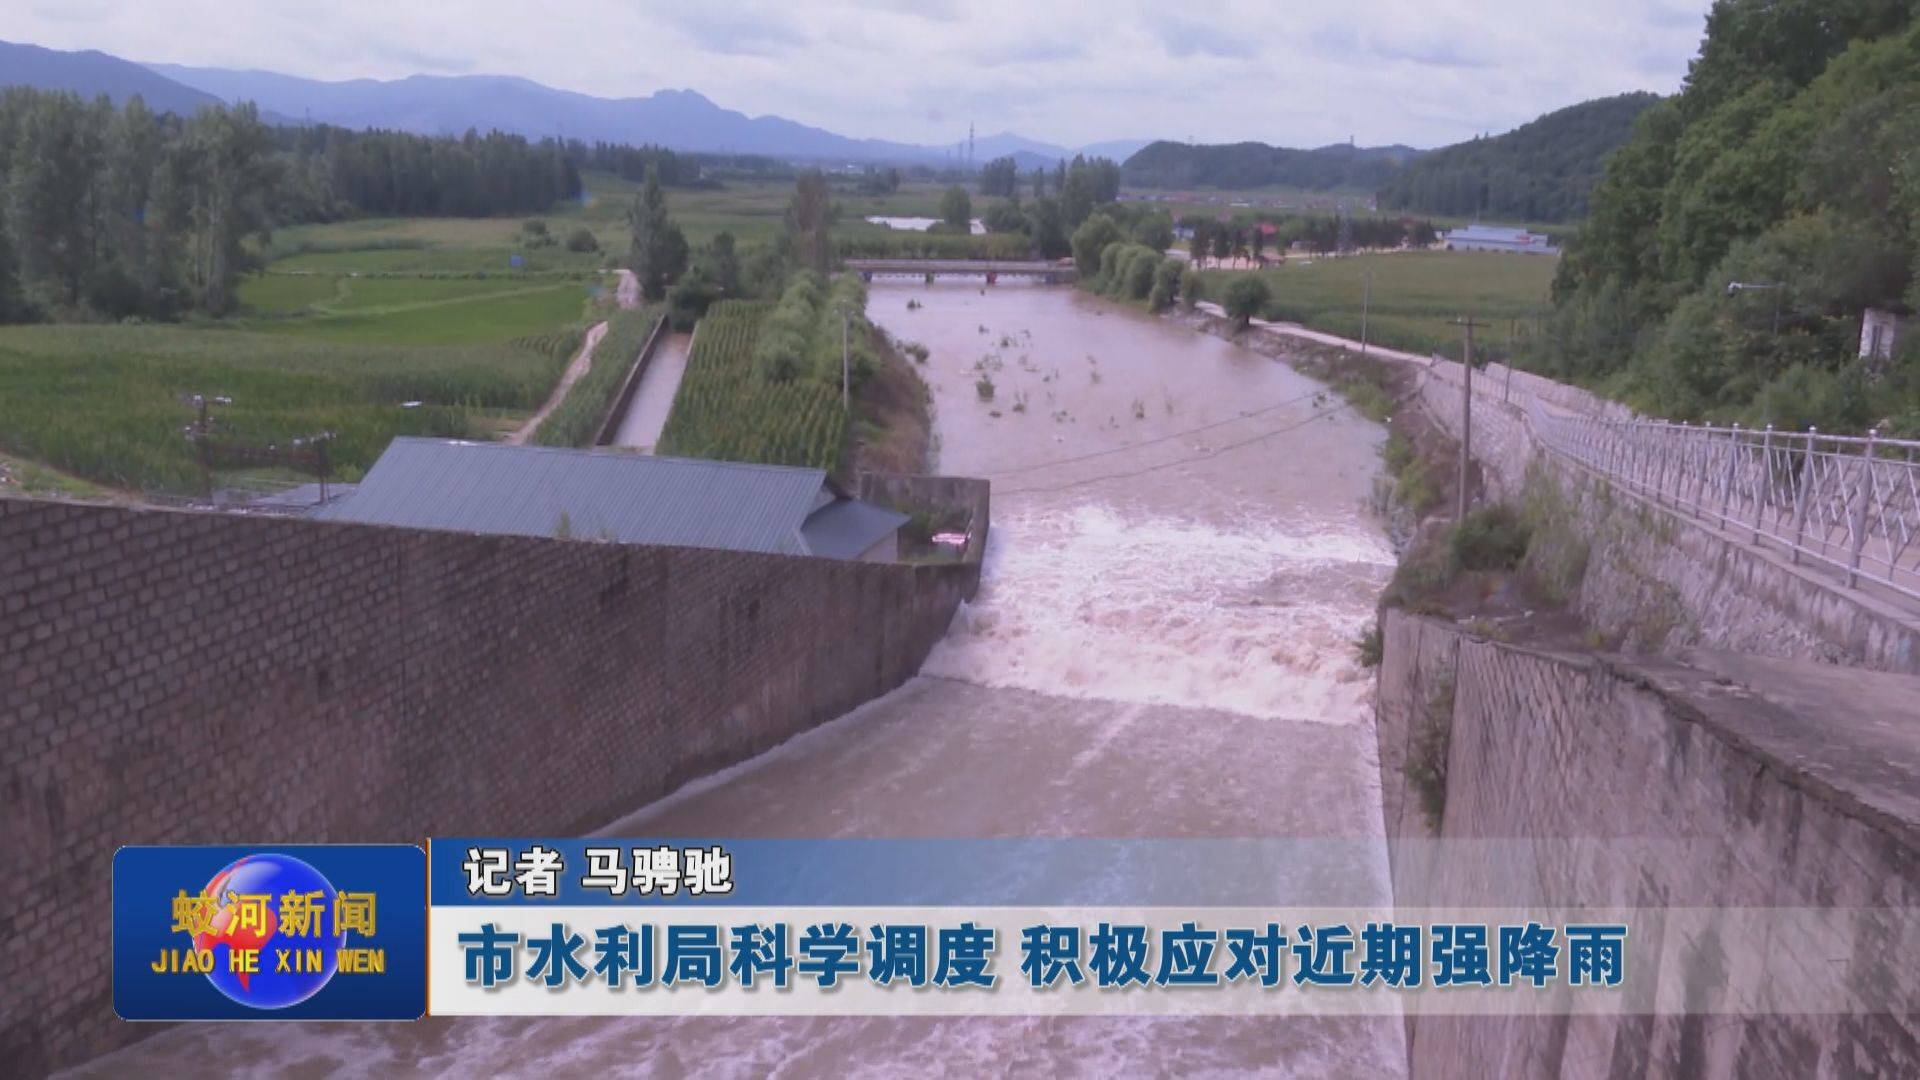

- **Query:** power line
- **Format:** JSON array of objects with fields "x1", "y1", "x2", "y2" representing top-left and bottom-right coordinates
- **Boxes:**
[
  {"x1": 994, "y1": 376, "x2": 1432, "y2": 498},
  {"x1": 984, "y1": 383, "x2": 1345, "y2": 480}
]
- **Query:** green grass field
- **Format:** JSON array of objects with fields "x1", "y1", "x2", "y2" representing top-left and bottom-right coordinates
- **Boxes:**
[
  {"x1": 1201, "y1": 250, "x2": 1559, "y2": 361},
  {"x1": 0, "y1": 322, "x2": 578, "y2": 491},
  {"x1": 237, "y1": 276, "x2": 593, "y2": 347},
  {"x1": 3, "y1": 257, "x2": 599, "y2": 493}
]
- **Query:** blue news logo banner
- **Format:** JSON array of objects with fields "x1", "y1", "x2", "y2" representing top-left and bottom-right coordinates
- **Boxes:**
[{"x1": 114, "y1": 844, "x2": 426, "y2": 1021}]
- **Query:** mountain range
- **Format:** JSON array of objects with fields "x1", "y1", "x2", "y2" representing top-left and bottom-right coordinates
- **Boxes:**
[
  {"x1": 0, "y1": 37, "x2": 1650, "y2": 219},
  {"x1": 0, "y1": 39, "x2": 1145, "y2": 167},
  {"x1": 1122, "y1": 140, "x2": 1426, "y2": 193}
]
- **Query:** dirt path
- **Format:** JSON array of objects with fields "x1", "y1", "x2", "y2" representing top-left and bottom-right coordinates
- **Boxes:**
[
  {"x1": 613, "y1": 267, "x2": 639, "y2": 308},
  {"x1": 506, "y1": 270, "x2": 642, "y2": 446},
  {"x1": 505, "y1": 320, "x2": 609, "y2": 445},
  {"x1": 1196, "y1": 300, "x2": 1434, "y2": 365}
]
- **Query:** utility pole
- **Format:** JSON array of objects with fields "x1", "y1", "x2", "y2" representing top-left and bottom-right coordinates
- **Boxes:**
[
  {"x1": 1453, "y1": 315, "x2": 1484, "y2": 522},
  {"x1": 1360, "y1": 271, "x2": 1372, "y2": 356}
]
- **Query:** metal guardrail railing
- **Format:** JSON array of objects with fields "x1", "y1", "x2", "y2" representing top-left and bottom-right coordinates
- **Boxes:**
[{"x1": 1527, "y1": 405, "x2": 1920, "y2": 603}]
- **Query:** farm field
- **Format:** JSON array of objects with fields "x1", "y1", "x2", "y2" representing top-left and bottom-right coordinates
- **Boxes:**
[
  {"x1": 2, "y1": 243, "x2": 600, "y2": 494},
  {"x1": 0, "y1": 321, "x2": 581, "y2": 492},
  {"x1": 240, "y1": 278, "x2": 593, "y2": 347},
  {"x1": 657, "y1": 300, "x2": 849, "y2": 473},
  {"x1": 257, "y1": 173, "x2": 962, "y2": 275},
  {"x1": 1200, "y1": 249, "x2": 1559, "y2": 361}
]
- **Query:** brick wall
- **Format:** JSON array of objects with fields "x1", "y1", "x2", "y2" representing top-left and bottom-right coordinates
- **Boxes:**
[{"x1": 0, "y1": 488, "x2": 983, "y2": 1074}]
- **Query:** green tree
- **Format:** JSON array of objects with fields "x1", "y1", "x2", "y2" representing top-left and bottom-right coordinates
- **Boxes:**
[
  {"x1": 628, "y1": 164, "x2": 689, "y2": 301},
  {"x1": 96, "y1": 94, "x2": 167, "y2": 316},
  {"x1": 179, "y1": 103, "x2": 279, "y2": 315},
  {"x1": 1211, "y1": 225, "x2": 1233, "y2": 265},
  {"x1": 0, "y1": 207, "x2": 25, "y2": 322},
  {"x1": 1070, "y1": 213, "x2": 1123, "y2": 278},
  {"x1": 1128, "y1": 208, "x2": 1174, "y2": 251},
  {"x1": 9, "y1": 91, "x2": 102, "y2": 307},
  {"x1": 666, "y1": 266, "x2": 719, "y2": 330},
  {"x1": 1179, "y1": 264, "x2": 1203, "y2": 310},
  {"x1": 1189, "y1": 220, "x2": 1212, "y2": 268},
  {"x1": 1222, "y1": 275, "x2": 1270, "y2": 327},
  {"x1": 786, "y1": 169, "x2": 835, "y2": 275},
  {"x1": 983, "y1": 198, "x2": 1028, "y2": 234},
  {"x1": 1027, "y1": 196, "x2": 1069, "y2": 259},
  {"x1": 979, "y1": 156, "x2": 1019, "y2": 197},
  {"x1": 1148, "y1": 258, "x2": 1183, "y2": 311},
  {"x1": 695, "y1": 231, "x2": 741, "y2": 297},
  {"x1": 940, "y1": 185, "x2": 973, "y2": 231}
]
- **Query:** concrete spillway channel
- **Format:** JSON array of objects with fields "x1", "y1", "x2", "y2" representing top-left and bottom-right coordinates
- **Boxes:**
[{"x1": 71, "y1": 282, "x2": 1406, "y2": 1075}]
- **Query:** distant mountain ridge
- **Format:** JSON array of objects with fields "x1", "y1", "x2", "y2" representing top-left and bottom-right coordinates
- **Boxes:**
[
  {"x1": 0, "y1": 40, "x2": 224, "y2": 115},
  {"x1": 1120, "y1": 96, "x2": 1661, "y2": 223},
  {"x1": 142, "y1": 58, "x2": 1144, "y2": 166},
  {"x1": 1376, "y1": 92, "x2": 1662, "y2": 222},
  {"x1": 1121, "y1": 140, "x2": 1425, "y2": 193},
  {"x1": 0, "y1": 38, "x2": 1147, "y2": 165}
]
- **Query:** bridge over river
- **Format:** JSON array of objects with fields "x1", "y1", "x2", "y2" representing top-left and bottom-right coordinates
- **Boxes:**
[
  {"x1": 846, "y1": 258, "x2": 1077, "y2": 284},
  {"x1": 70, "y1": 283, "x2": 1402, "y2": 1076}
]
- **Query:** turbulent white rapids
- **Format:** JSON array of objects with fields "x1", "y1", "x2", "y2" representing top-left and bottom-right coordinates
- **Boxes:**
[
  {"x1": 70, "y1": 282, "x2": 1407, "y2": 1078},
  {"x1": 927, "y1": 504, "x2": 1393, "y2": 722},
  {"x1": 901, "y1": 282, "x2": 1396, "y2": 727}
]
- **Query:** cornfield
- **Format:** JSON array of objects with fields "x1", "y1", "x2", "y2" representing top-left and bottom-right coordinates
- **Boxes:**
[
  {"x1": 658, "y1": 300, "x2": 848, "y2": 473},
  {"x1": 531, "y1": 308, "x2": 660, "y2": 448}
]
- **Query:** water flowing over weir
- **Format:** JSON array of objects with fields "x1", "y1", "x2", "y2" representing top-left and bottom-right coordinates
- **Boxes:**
[{"x1": 68, "y1": 285, "x2": 1407, "y2": 1077}]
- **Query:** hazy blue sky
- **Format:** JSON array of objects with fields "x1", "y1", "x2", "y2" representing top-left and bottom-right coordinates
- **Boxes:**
[{"x1": 4, "y1": 0, "x2": 1716, "y2": 148}]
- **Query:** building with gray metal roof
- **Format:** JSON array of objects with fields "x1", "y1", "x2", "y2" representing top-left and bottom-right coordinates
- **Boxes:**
[{"x1": 316, "y1": 438, "x2": 906, "y2": 561}]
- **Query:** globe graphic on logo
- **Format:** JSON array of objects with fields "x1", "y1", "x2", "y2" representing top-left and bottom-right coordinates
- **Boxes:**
[{"x1": 192, "y1": 853, "x2": 345, "y2": 1009}]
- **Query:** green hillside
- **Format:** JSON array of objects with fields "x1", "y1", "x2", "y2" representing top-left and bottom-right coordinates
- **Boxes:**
[
  {"x1": 1544, "y1": 0, "x2": 1920, "y2": 433},
  {"x1": 1376, "y1": 93, "x2": 1661, "y2": 222},
  {"x1": 1121, "y1": 140, "x2": 1419, "y2": 192}
]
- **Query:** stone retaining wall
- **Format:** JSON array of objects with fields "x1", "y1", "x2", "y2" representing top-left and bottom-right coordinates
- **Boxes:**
[
  {"x1": 1375, "y1": 610, "x2": 1920, "y2": 1078},
  {"x1": 0, "y1": 487, "x2": 983, "y2": 1074}
]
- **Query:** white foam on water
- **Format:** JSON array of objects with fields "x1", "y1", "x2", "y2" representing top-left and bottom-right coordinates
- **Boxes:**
[{"x1": 924, "y1": 503, "x2": 1396, "y2": 723}]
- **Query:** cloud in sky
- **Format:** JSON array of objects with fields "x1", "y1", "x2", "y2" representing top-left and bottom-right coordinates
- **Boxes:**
[{"x1": 0, "y1": 0, "x2": 1712, "y2": 149}]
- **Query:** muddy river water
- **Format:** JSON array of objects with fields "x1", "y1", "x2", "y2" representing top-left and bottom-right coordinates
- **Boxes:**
[{"x1": 72, "y1": 283, "x2": 1404, "y2": 1077}]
